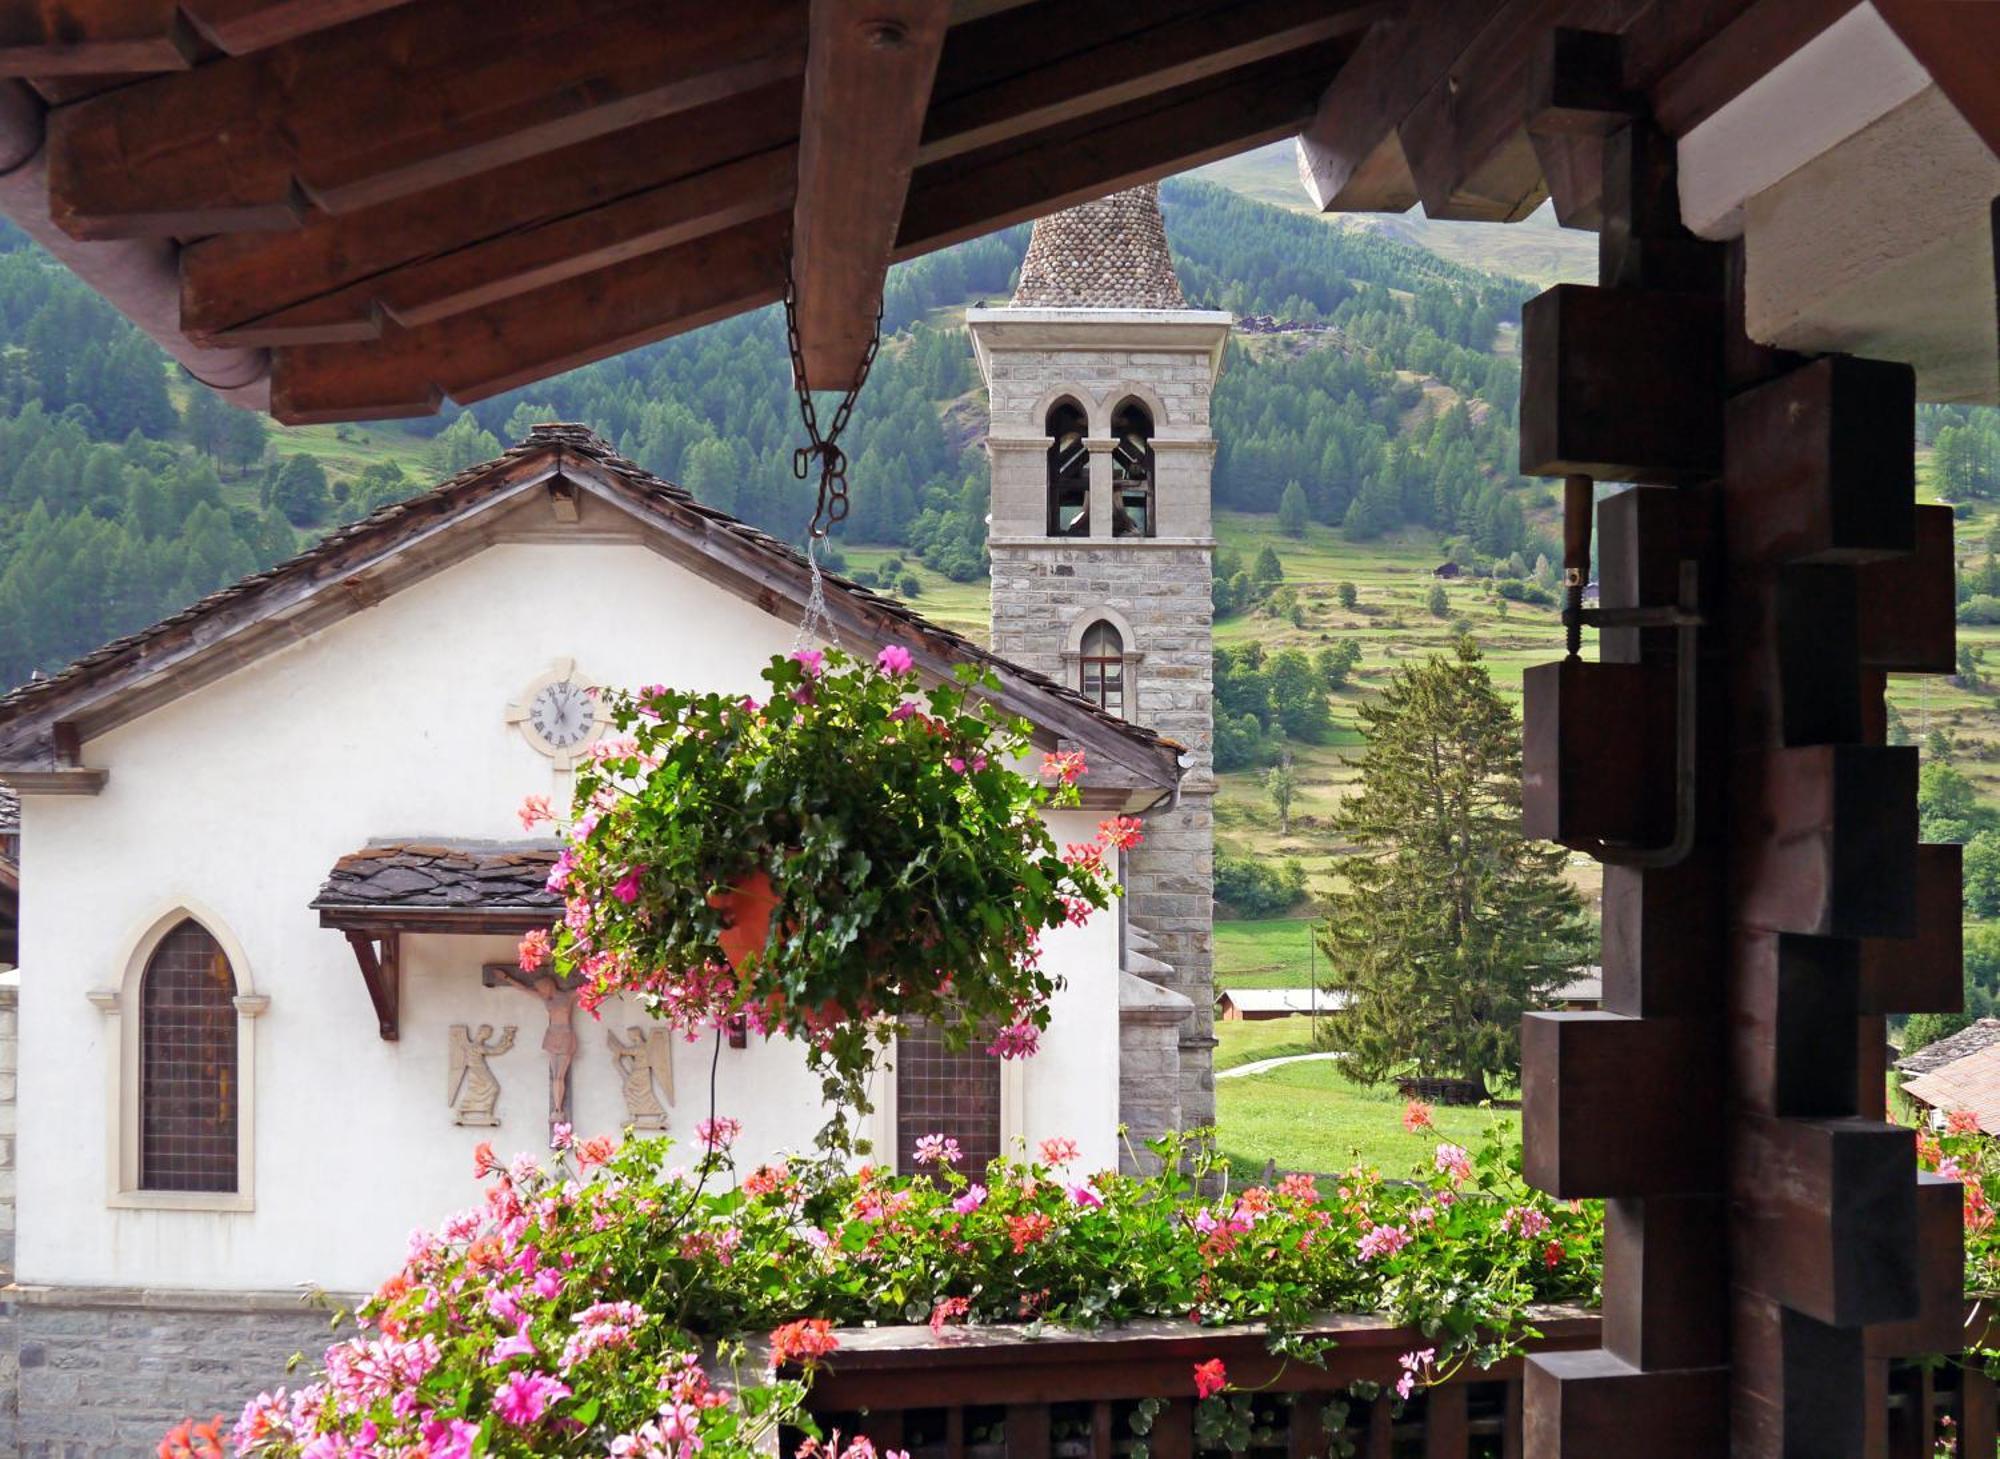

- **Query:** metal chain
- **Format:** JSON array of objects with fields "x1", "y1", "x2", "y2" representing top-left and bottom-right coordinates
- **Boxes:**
[{"x1": 783, "y1": 244, "x2": 884, "y2": 541}]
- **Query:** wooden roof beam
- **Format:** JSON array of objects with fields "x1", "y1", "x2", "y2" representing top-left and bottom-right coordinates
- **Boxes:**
[
  {"x1": 901, "y1": 35, "x2": 1354, "y2": 259},
  {"x1": 179, "y1": 0, "x2": 420, "y2": 55},
  {"x1": 46, "y1": 0, "x2": 807, "y2": 239},
  {"x1": 181, "y1": 81, "x2": 803, "y2": 346},
  {"x1": 790, "y1": 0, "x2": 949, "y2": 391},
  {"x1": 918, "y1": 0, "x2": 1391, "y2": 168},
  {"x1": 268, "y1": 213, "x2": 790, "y2": 423},
  {"x1": 0, "y1": 2, "x2": 195, "y2": 76}
]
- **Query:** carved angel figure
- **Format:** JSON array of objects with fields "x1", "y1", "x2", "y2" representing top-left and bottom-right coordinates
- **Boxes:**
[
  {"x1": 607, "y1": 1025, "x2": 675, "y2": 1130},
  {"x1": 448, "y1": 1023, "x2": 516, "y2": 1126}
]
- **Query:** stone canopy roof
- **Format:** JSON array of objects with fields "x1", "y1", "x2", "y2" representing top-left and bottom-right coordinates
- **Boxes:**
[
  {"x1": 313, "y1": 842, "x2": 561, "y2": 925},
  {"x1": 0, "y1": 788, "x2": 15, "y2": 838},
  {"x1": 1011, "y1": 185, "x2": 1188, "y2": 310},
  {"x1": 1895, "y1": 1017, "x2": 2000, "y2": 1076}
]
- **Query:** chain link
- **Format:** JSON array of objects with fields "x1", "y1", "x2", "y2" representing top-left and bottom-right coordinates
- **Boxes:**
[{"x1": 784, "y1": 243, "x2": 884, "y2": 540}]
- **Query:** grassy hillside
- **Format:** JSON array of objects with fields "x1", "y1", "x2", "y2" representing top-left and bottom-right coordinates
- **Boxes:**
[{"x1": 1193, "y1": 141, "x2": 1598, "y2": 290}]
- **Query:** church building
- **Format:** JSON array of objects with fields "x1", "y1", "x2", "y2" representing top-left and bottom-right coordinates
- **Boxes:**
[{"x1": 0, "y1": 191, "x2": 1221, "y2": 1450}]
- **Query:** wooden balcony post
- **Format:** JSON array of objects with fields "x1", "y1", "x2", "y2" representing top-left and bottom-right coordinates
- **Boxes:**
[{"x1": 1516, "y1": 55, "x2": 1960, "y2": 1456}]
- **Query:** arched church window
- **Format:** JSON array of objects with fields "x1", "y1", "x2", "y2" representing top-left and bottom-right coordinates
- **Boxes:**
[
  {"x1": 1110, "y1": 398, "x2": 1155, "y2": 539},
  {"x1": 1046, "y1": 398, "x2": 1090, "y2": 537},
  {"x1": 139, "y1": 919, "x2": 239, "y2": 1193},
  {"x1": 1079, "y1": 619, "x2": 1127, "y2": 717}
]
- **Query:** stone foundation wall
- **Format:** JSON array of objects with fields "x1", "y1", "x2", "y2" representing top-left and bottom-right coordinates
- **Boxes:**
[
  {"x1": 1125, "y1": 794, "x2": 1216, "y2": 1129},
  {"x1": 11, "y1": 1287, "x2": 348, "y2": 1457}
]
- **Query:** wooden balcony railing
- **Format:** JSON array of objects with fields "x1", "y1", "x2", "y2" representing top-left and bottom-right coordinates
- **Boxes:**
[{"x1": 803, "y1": 1311, "x2": 2000, "y2": 1458}]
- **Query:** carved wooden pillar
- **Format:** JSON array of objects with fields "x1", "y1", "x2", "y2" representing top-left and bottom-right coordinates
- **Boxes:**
[{"x1": 1517, "y1": 85, "x2": 1963, "y2": 1457}]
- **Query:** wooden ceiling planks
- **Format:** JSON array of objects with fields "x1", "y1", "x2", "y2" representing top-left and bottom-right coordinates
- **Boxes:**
[
  {"x1": 13, "y1": 0, "x2": 1372, "y2": 420},
  {"x1": 791, "y1": 0, "x2": 951, "y2": 391},
  {"x1": 899, "y1": 36, "x2": 1357, "y2": 260},
  {"x1": 268, "y1": 213, "x2": 792, "y2": 423},
  {"x1": 45, "y1": 0, "x2": 808, "y2": 237},
  {"x1": 1299, "y1": 0, "x2": 1870, "y2": 224},
  {"x1": 175, "y1": 0, "x2": 418, "y2": 54},
  {"x1": 918, "y1": 0, "x2": 1388, "y2": 168},
  {"x1": 179, "y1": 81, "x2": 804, "y2": 346},
  {"x1": 0, "y1": 1, "x2": 195, "y2": 75}
]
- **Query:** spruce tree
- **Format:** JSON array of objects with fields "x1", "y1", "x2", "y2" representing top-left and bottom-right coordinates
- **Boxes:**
[{"x1": 1316, "y1": 640, "x2": 1589, "y2": 1093}]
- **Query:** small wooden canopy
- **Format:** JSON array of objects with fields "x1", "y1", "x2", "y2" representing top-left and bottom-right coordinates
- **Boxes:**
[{"x1": 8, "y1": 2, "x2": 1996, "y2": 420}]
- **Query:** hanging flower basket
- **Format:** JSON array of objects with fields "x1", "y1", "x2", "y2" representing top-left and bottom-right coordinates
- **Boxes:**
[{"x1": 525, "y1": 645, "x2": 1137, "y2": 1138}]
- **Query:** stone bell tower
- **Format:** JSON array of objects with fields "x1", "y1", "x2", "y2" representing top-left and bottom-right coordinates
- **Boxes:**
[{"x1": 967, "y1": 185, "x2": 1230, "y2": 1133}]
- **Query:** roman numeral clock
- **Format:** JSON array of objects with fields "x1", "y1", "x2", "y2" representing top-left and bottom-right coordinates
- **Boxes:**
[{"x1": 505, "y1": 658, "x2": 608, "y2": 772}]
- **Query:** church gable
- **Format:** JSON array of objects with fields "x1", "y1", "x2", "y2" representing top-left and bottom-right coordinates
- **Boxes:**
[{"x1": 0, "y1": 426, "x2": 1181, "y2": 800}]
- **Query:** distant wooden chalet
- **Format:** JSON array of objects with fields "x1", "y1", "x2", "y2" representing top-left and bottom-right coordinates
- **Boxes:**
[
  {"x1": 1216, "y1": 987, "x2": 1346, "y2": 1021},
  {"x1": 1898, "y1": 1020, "x2": 2000, "y2": 1132}
]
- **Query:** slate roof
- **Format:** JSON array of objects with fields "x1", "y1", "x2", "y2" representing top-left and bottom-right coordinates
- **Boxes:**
[
  {"x1": 0, "y1": 425, "x2": 1180, "y2": 789},
  {"x1": 1895, "y1": 1017, "x2": 2000, "y2": 1076},
  {"x1": 312, "y1": 842, "x2": 561, "y2": 916},
  {"x1": 1901, "y1": 1043, "x2": 2000, "y2": 1133},
  {"x1": 1012, "y1": 185, "x2": 1188, "y2": 310},
  {"x1": 0, "y1": 787, "x2": 15, "y2": 836}
]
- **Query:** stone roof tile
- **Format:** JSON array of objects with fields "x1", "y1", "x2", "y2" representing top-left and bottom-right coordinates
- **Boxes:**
[
  {"x1": 313, "y1": 841, "x2": 560, "y2": 913},
  {"x1": 1012, "y1": 184, "x2": 1187, "y2": 310},
  {"x1": 1895, "y1": 1017, "x2": 2000, "y2": 1076}
]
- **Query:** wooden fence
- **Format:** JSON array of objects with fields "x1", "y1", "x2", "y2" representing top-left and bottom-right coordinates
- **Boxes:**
[{"x1": 802, "y1": 1310, "x2": 2000, "y2": 1458}]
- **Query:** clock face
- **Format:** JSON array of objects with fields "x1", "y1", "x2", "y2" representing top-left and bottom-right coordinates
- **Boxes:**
[{"x1": 528, "y1": 680, "x2": 597, "y2": 750}]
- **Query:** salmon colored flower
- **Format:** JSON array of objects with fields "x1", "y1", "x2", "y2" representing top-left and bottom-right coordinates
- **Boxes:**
[
  {"x1": 1097, "y1": 816, "x2": 1144, "y2": 851},
  {"x1": 1402, "y1": 1100, "x2": 1434, "y2": 1132},
  {"x1": 1193, "y1": 1359, "x2": 1228, "y2": 1400},
  {"x1": 770, "y1": 1318, "x2": 839, "y2": 1369},
  {"x1": 517, "y1": 928, "x2": 551, "y2": 973}
]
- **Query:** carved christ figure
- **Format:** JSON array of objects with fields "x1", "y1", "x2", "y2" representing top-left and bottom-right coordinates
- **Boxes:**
[
  {"x1": 530, "y1": 972, "x2": 580, "y2": 1130},
  {"x1": 608, "y1": 1025, "x2": 675, "y2": 1129},
  {"x1": 448, "y1": 1023, "x2": 516, "y2": 1126}
]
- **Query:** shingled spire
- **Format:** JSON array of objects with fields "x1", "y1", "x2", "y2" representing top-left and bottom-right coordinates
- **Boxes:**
[{"x1": 1011, "y1": 184, "x2": 1187, "y2": 310}]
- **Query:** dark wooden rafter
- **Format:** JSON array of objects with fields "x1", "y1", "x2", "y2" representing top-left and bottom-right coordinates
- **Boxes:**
[
  {"x1": 1298, "y1": 0, "x2": 1869, "y2": 224},
  {"x1": 0, "y1": 2, "x2": 196, "y2": 75},
  {"x1": 791, "y1": 0, "x2": 950, "y2": 391},
  {"x1": 254, "y1": 23, "x2": 1356, "y2": 418},
  {"x1": 917, "y1": 0, "x2": 1388, "y2": 168},
  {"x1": 344, "y1": 928, "x2": 400, "y2": 1041},
  {"x1": 0, "y1": 1, "x2": 419, "y2": 74},
  {"x1": 899, "y1": 35, "x2": 1356, "y2": 260},
  {"x1": 269, "y1": 212, "x2": 791, "y2": 421},
  {"x1": 179, "y1": 81, "x2": 803, "y2": 346},
  {"x1": 45, "y1": 0, "x2": 810, "y2": 237}
]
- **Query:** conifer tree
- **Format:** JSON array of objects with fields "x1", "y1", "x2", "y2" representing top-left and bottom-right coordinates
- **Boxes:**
[{"x1": 1315, "y1": 640, "x2": 1589, "y2": 1093}]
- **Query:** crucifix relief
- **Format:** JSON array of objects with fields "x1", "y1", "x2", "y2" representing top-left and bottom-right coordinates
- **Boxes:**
[{"x1": 483, "y1": 963, "x2": 580, "y2": 1140}]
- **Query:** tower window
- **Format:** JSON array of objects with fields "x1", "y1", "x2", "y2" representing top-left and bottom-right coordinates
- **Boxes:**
[
  {"x1": 1110, "y1": 398, "x2": 1155, "y2": 539},
  {"x1": 1079, "y1": 619, "x2": 1127, "y2": 717},
  {"x1": 139, "y1": 919, "x2": 239, "y2": 1193},
  {"x1": 1046, "y1": 398, "x2": 1090, "y2": 537}
]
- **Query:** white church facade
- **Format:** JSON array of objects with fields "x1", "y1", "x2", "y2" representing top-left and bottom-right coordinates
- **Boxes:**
[{"x1": 0, "y1": 188, "x2": 1221, "y2": 1452}]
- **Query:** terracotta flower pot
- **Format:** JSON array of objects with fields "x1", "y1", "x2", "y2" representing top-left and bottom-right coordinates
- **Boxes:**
[{"x1": 708, "y1": 869, "x2": 780, "y2": 970}]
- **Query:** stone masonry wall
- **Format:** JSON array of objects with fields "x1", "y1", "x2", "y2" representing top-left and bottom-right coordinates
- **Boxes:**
[
  {"x1": 13, "y1": 1291, "x2": 341, "y2": 1457},
  {"x1": 991, "y1": 542, "x2": 1216, "y2": 1128}
]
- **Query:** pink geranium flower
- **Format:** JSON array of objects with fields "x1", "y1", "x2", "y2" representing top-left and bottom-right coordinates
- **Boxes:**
[
  {"x1": 491, "y1": 1370, "x2": 569, "y2": 1427},
  {"x1": 913, "y1": 1134, "x2": 962, "y2": 1167},
  {"x1": 791, "y1": 649, "x2": 825, "y2": 678},
  {"x1": 876, "y1": 644, "x2": 914, "y2": 676},
  {"x1": 611, "y1": 866, "x2": 645, "y2": 904},
  {"x1": 952, "y1": 1184, "x2": 987, "y2": 1214},
  {"x1": 1039, "y1": 1137, "x2": 1080, "y2": 1167}
]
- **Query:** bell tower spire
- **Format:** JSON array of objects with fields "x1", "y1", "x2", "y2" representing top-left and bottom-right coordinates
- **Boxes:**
[{"x1": 968, "y1": 183, "x2": 1229, "y2": 1137}]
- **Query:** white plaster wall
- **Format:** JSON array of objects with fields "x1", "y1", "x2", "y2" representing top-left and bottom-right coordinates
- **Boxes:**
[{"x1": 15, "y1": 537, "x2": 1124, "y2": 1294}]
